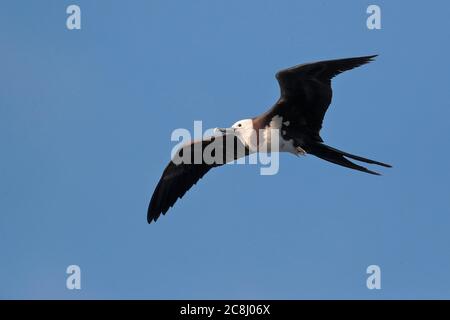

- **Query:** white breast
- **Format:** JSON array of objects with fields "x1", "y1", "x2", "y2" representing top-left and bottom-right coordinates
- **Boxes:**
[
  {"x1": 234, "y1": 115, "x2": 305, "y2": 155},
  {"x1": 257, "y1": 115, "x2": 298, "y2": 154},
  {"x1": 260, "y1": 127, "x2": 297, "y2": 154}
]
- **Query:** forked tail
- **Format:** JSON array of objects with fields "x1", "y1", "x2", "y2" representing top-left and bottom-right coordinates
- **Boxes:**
[{"x1": 306, "y1": 143, "x2": 392, "y2": 175}]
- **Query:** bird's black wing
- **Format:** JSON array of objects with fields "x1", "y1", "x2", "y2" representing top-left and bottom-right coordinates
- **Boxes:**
[
  {"x1": 147, "y1": 134, "x2": 247, "y2": 223},
  {"x1": 253, "y1": 55, "x2": 391, "y2": 175},
  {"x1": 260, "y1": 55, "x2": 377, "y2": 141}
]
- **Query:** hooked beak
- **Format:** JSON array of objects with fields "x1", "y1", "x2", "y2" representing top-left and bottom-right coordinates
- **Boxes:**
[{"x1": 214, "y1": 127, "x2": 235, "y2": 135}]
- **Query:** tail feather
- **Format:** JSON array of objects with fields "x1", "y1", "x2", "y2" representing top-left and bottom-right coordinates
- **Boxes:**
[
  {"x1": 323, "y1": 145, "x2": 392, "y2": 168},
  {"x1": 307, "y1": 143, "x2": 391, "y2": 175}
]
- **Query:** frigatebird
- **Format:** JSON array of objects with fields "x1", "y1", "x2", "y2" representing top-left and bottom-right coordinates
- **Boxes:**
[{"x1": 147, "y1": 55, "x2": 391, "y2": 223}]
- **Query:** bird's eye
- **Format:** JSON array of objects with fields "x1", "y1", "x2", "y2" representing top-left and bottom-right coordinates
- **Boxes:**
[{"x1": 238, "y1": 124, "x2": 242, "y2": 127}]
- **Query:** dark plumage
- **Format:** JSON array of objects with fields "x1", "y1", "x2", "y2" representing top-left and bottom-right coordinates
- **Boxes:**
[
  {"x1": 147, "y1": 55, "x2": 391, "y2": 223},
  {"x1": 148, "y1": 134, "x2": 247, "y2": 223},
  {"x1": 253, "y1": 55, "x2": 391, "y2": 175}
]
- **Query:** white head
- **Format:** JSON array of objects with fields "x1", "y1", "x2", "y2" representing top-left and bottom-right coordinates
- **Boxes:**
[
  {"x1": 214, "y1": 118, "x2": 257, "y2": 152},
  {"x1": 215, "y1": 118, "x2": 254, "y2": 134},
  {"x1": 231, "y1": 119, "x2": 253, "y2": 130}
]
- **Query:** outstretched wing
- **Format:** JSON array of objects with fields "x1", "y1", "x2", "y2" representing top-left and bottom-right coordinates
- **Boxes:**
[
  {"x1": 147, "y1": 134, "x2": 247, "y2": 223},
  {"x1": 256, "y1": 55, "x2": 377, "y2": 141}
]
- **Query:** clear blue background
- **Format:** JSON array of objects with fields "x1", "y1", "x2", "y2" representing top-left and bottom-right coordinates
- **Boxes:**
[{"x1": 1, "y1": 0, "x2": 449, "y2": 299}]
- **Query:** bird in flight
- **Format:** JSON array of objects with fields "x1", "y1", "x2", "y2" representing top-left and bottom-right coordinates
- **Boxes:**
[{"x1": 147, "y1": 55, "x2": 391, "y2": 223}]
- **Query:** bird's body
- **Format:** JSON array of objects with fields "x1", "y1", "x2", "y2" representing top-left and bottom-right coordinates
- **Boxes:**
[
  {"x1": 230, "y1": 116, "x2": 303, "y2": 155},
  {"x1": 147, "y1": 55, "x2": 391, "y2": 223}
]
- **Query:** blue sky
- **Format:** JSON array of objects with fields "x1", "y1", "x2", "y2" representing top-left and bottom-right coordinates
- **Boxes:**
[{"x1": 1, "y1": 0, "x2": 450, "y2": 299}]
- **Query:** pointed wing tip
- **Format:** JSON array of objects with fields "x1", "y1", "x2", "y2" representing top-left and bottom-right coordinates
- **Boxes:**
[
  {"x1": 361, "y1": 54, "x2": 378, "y2": 60},
  {"x1": 147, "y1": 196, "x2": 176, "y2": 224},
  {"x1": 347, "y1": 55, "x2": 378, "y2": 67},
  {"x1": 354, "y1": 54, "x2": 378, "y2": 66},
  {"x1": 147, "y1": 203, "x2": 171, "y2": 224},
  {"x1": 147, "y1": 199, "x2": 167, "y2": 224},
  {"x1": 147, "y1": 210, "x2": 159, "y2": 224},
  {"x1": 368, "y1": 54, "x2": 378, "y2": 61}
]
